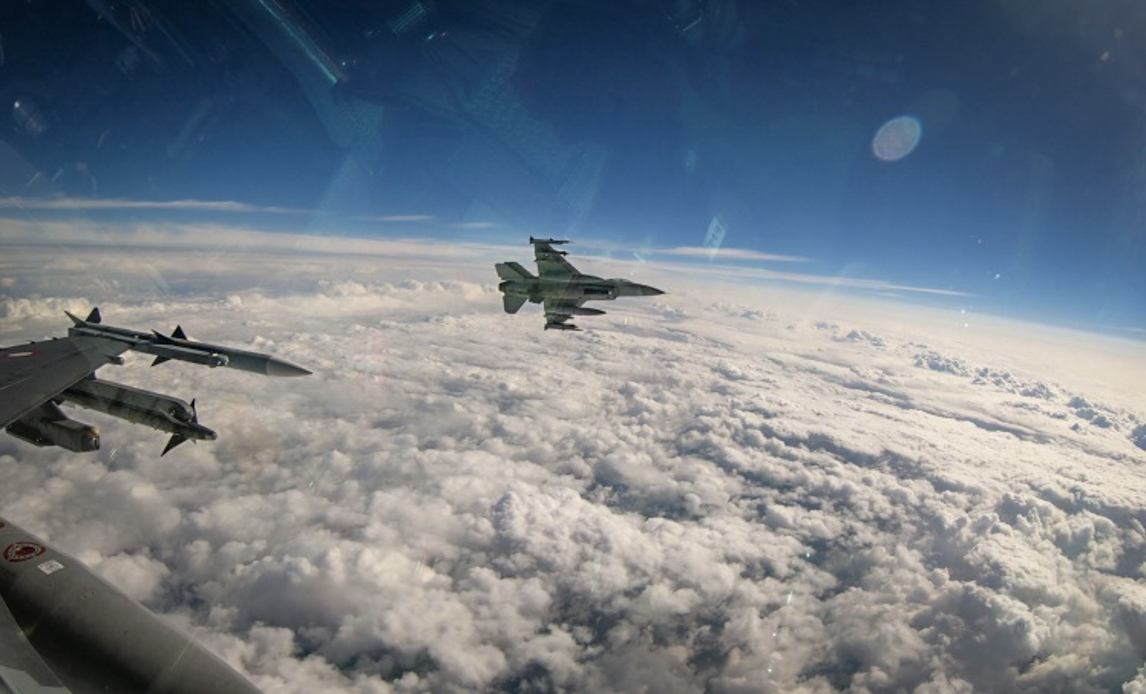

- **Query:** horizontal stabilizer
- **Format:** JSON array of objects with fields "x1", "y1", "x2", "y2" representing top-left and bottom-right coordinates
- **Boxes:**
[
  {"x1": 496, "y1": 262, "x2": 535, "y2": 280},
  {"x1": 503, "y1": 294, "x2": 528, "y2": 314}
]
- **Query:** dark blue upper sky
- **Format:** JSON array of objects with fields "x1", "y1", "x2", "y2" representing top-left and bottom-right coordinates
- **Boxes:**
[{"x1": 1, "y1": 0, "x2": 1143, "y2": 328}]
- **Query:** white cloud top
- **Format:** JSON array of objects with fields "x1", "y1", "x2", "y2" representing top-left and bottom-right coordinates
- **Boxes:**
[{"x1": 0, "y1": 230, "x2": 1143, "y2": 692}]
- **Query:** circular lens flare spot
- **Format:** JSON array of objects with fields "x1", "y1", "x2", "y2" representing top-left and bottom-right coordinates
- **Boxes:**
[{"x1": 872, "y1": 115, "x2": 922, "y2": 162}]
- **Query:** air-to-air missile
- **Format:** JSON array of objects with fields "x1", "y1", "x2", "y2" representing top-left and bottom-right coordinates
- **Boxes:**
[
  {"x1": 0, "y1": 515, "x2": 261, "y2": 693},
  {"x1": 1, "y1": 307, "x2": 313, "y2": 456},
  {"x1": 59, "y1": 377, "x2": 217, "y2": 455},
  {"x1": 65, "y1": 308, "x2": 311, "y2": 377}
]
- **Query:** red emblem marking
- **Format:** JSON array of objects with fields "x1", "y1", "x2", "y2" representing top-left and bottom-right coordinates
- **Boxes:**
[{"x1": 4, "y1": 542, "x2": 46, "y2": 562}]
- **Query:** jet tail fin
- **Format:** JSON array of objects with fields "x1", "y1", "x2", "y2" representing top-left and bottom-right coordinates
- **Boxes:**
[
  {"x1": 496, "y1": 262, "x2": 535, "y2": 280},
  {"x1": 502, "y1": 294, "x2": 528, "y2": 314}
]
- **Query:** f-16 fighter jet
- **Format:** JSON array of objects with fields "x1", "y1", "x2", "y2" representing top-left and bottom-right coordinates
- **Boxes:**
[
  {"x1": 0, "y1": 307, "x2": 311, "y2": 456},
  {"x1": 496, "y1": 237, "x2": 664, "y2": 331}
]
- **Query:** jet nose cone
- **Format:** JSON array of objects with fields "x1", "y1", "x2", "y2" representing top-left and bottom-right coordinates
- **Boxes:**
[
  {"x1": 628, "y1": 283, "x2": 665, "y2": 297},
  {"x1": 265, "y1": 357, "x2": 313, "y2": 377}
]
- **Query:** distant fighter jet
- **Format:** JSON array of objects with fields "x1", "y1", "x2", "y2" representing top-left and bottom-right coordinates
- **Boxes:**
[
  {"x1": 496, "y1": 237, "x2": 664, "y2": 331},
  {"x1": 0, "y1": 307, "x2": 311, "y2": 456}
]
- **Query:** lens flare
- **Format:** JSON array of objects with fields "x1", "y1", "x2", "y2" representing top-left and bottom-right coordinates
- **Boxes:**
[{"x1": 872, "y1": 115, "x2": 922, "y2": 162}]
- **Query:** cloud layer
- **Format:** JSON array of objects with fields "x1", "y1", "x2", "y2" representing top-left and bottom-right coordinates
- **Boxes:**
[{"x1": 1, "y1": 234, "x2": 1144, "y2": 693}]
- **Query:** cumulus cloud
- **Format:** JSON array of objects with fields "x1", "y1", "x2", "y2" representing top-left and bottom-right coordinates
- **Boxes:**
[{"x1": 0, "y1": 231, "x2": 1144, "y2": 692}]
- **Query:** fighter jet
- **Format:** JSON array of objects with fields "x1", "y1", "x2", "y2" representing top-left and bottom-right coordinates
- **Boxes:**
[
  {"x1": 0, "y1": 514, "x2": 261, "y2": 693},
  {"x1": 0, "y1": 307, "x2": 311, "y2": 456},
  {"x1": 496, "y1": 237, "x2": 664, "y2": 331}
]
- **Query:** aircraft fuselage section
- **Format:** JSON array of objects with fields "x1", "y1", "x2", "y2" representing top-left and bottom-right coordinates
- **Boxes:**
[
  {"x1": 0, "y1": 517, "x2": 260, "y2": 694},
  {"x1": 498, "y1": 275, "x2": 618, "y2": 303}
]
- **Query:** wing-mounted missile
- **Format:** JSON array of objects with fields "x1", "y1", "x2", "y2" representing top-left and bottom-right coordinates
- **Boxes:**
[
  {"x1": 566, "y1": 306, "x2": 606, "y2": 316},
  {"x1": 6, "y1": 402, "x2": 99, "y2": 452},
  {"x1": 62, "y1": 377, "x2": 218, "y2": 448},
  {"x1": 59, "y1": 377, "x2": 217, "y2": 455},
  {"x1": 544, "y1": 322, "x2": 580, "y2": 331},
  {"x1": 529, "y1": 236, "x2": 569, "y2": 245},
  {"x1": 65, "y1": 308, "x2": 310, "y2": 377}
]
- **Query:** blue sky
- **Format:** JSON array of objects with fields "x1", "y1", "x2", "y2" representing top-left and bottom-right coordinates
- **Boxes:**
[{"x1": 0, "y1": 0, "x2": 1142, "y2": 329}]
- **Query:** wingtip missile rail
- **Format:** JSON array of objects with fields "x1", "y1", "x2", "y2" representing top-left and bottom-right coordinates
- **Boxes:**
[{"x1": 65, "y1": 308, "x2": 312, "y2": 377}]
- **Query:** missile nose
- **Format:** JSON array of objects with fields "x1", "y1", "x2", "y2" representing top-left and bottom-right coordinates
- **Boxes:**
[{"x1": 265, "y1": 357, "x2": 312, "y2": 377}]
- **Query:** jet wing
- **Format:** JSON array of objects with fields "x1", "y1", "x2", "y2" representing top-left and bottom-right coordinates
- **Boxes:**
[
  {"x1": 0, "y1": 337, "x2": 130, "y2": 429},
  {"x1": 533, "y1": 240, "x2": 581, "y2": 279},
  {"x1": 0, "y1": 596, "x2": 71, "y2": 693}
]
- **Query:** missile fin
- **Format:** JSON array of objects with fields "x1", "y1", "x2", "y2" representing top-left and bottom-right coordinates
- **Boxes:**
[
  {"x1": 86, "y1": 307, "x2": 102, "y2": 323},
  {"x1": 152, "y1": 330, "x2": 176, "y2": 344},
  {"x1": 172, "y1": 325, "x2": 188, "y2": 340},
  {"x1": 161, "y1": 434, "x2": 188, "y2": 456},
  {"x1": 151, "y1": 356, "x2": 171, "y2": 367}
]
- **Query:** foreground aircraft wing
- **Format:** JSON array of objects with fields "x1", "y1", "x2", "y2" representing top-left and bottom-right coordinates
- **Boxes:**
[
  {"x1": 0, "y1": 337, "x2": 129, "y2": 429},
  {"x1": 0, "y1": 596, "x2": 71, "y2": 693},
  {"x1": 532, "y1": 238, "x2": 581, "y2": 279},
  {"x1": 2, "y1": 308, "x2": 310, "y2": 455}
]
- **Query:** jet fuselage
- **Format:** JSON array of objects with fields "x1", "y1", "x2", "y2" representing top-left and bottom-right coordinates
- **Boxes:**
[{"x1": 499, "y1": 275, "x2": 662, "y2": 304}]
